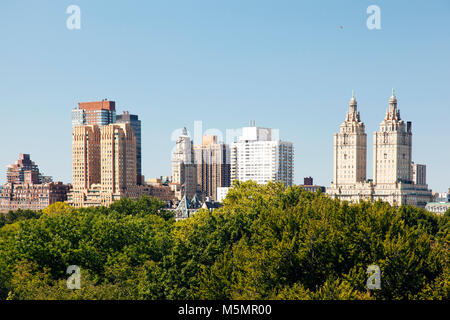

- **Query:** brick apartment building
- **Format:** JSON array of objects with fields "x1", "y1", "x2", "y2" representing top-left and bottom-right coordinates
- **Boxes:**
[{"x1": 0, "y1": 154, "x2": 70, "y2": 212}]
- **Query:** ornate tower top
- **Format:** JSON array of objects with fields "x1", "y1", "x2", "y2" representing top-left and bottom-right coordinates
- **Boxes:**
[
  {"x1": 385, "y1": 89, "x2": 401, "y2": 121},
  {"x1": 389, "y1": 88, "x2": 397, "y2": 104},
  {"x1": 350, "y1": 90, "x2": 357, "y2": 106},
  {"x1": 346, "y1": 90, "x2": 360, "y2": 122}
]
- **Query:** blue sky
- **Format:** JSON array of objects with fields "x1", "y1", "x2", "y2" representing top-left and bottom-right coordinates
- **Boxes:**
[{"x1": 0, "y1": 0, "x2": 449, "y2": 191}]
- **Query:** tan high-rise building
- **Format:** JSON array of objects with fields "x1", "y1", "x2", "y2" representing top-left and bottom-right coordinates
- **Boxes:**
[
  {"x1": 100, "y1": 123, "x2": 138, "y2": 205},
  {"x1": 72, "y1": 125, "x2": 101, "y2": 191},
  {"x1": 70, "y1": 123, "x2": 140, "y2": 208},
  {"x1": 194, "y1": 135, "x2": 231, "y2": 201},
  {"x1": 333, "y1": 92, "x2": 367, "y2": 185},
  {"x1": 373, "y1": 90, "x2": 412, "y2": 185}
]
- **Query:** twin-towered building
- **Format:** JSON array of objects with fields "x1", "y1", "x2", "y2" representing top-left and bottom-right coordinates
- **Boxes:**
[{"x1": 327, "y1": 90, "x2": 432, "y2": 208}]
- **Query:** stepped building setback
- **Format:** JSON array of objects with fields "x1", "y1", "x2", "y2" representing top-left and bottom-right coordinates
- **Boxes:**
[
  {"x1": 69, "y1": 100, "x2": 161, "y2": 208},
  {"x1": 72, "y1": 100, "x2": 116, "y2": 128},
  {"x1": 0, "y1": 154, "x2": 70, "y2": 212}
]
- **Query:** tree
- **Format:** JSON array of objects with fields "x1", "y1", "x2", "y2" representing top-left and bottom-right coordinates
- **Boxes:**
[{"x1": 0, "y1": 182, "x2": 448, "y2": 300}]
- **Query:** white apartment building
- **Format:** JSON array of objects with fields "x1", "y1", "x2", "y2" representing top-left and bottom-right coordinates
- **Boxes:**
[
  {"x1": 171, "y1": 128, "x2": 197, "y2": 199},
  {"x1": 230, "y1": 124, "x2": 294, "y2": 186},
  {"x1": 216, "y1": 187, "x2": 231, "y2": 203}
]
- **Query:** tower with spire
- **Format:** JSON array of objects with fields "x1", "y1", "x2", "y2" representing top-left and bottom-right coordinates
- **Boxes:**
[
  {"x1": 171, "y1": 127, "x2": 198, "y2": 199},
  {"x1": 373, "y1": 89, "x2": 413, "y2": 185},
  {"x1": 332, "y1": 91, "x2": 367, "y2": 185}
]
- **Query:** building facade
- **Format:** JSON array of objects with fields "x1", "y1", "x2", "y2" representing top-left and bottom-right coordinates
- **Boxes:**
[
  {"x1": 0, "y1": 182, "x2": 69, "y2": 212},
  {"x1": 72, "y1": 100, "x2": 116, "y2": 128},
  {"x1": 194, "y1": 135, "x2": 231, "y2": 201},
  {"x1": 72, "y1": 125, "x2": 101, "y2": 192},
  {"x1": 145, "y1": 178, "x2": 176, "y2": 203},
  {"x1": 426, "y1": 188, "x2": 450, "y2": 215},
  {"x1": 412, "y1": 162, "x2": 427, "y2": 186},
  {"x1": 327, "y1": 91, "x2": 432, "y2": 208},
  {"x1": 1, "y1": 154, "x2": 69, "y2": 212},
  {"x1": 171, "y1": 128, "x2": 197, "y2": 200},
  {"x1": 117, "y1": 111, "x2": 142, "y2": 184},
  {"x1": 99, "y1": 123, "x2": 139, "y2": 205},
  {"x1": 332, "y1": 92, "x2": 367, "y2": 186},
  {"x1": 70, "y1": 123, "x2": 142, "y2": 208},
  {"x1": 373, "y1": 91, "x2": 412, "y2": 185},
  {"x1": 425, "y1": 202, "x2": 450, "y2": 215},
  {"x1": 7, "y1": 154, "x2": 41, "y2": 184},
  {"x1": 230, "y1": 125, "x2": 294, "y2": 186},
  {"x1": 216, "y1": 186, "x2": 231, "y2": 203},
  {"x1": 298, "y1": 177, "x2": 326, "y2": 193}
]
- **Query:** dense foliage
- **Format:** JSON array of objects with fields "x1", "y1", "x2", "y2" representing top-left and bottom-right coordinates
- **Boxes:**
[{"x1": 0, "y1": 182, "x2": 448, "y2": 300}]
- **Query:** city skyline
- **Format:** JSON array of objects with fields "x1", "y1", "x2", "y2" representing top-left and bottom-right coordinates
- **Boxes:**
[{"x1": 1, "y1": 1, "x2": 449, "y2": 191}]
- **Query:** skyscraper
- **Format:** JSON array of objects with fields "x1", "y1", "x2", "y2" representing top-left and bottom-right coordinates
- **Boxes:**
[
  {"x1": 72, "y1": 100, "x2": 116, "y2": 128},
  {"x1": 194, "y1": 135, "x2": 231, "y2": 201},
  {"x1": 100, "y1": 123, "x2": 138, "y2": 205},
  {"x1": 333, "y1": 92, "x2": 367, "y2": 185},
  {"x1": 72, "y1": 125, "x2": 101, "y2": 191},
  {"x1": 70, "y1": 123, "x2": 140, "y2": 207},
  {"x1": 171, "y1": 128, "x2": 197, "y2": 199},
  {"x1": 71, "y1": 125, "x2": 101, "y2": 206},
  {"x1": 117, "y1": 111, "x2": 142, "y2": 184},
  {"x1": 230, "y1": 124, "x2": 294, "y2": 186},
  {"x1": 373, "y1": 90, "x2": 412, "y2": 185}
]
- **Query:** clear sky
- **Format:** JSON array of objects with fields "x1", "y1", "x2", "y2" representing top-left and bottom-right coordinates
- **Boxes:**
[{"x1": 0, "y1": 0, "x2": 449, "y2": 191}]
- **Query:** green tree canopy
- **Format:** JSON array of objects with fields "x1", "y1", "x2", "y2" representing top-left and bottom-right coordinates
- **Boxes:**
[{"x1": 0, "y1": 183, "x2": 448, "y2": 300}]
